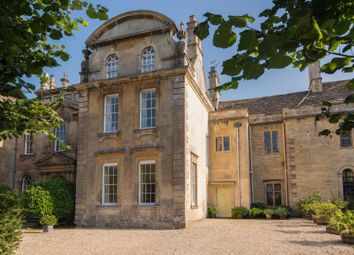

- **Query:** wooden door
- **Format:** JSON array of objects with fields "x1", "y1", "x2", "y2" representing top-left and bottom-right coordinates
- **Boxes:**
[{"x1": 216, "y1": 186, "x2": 233, "y2": 218}]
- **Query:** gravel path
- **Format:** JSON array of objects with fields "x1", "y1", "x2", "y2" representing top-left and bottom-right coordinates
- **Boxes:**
[{"x1": 17, "y1": 219, "x2": 353, "y2": 255}]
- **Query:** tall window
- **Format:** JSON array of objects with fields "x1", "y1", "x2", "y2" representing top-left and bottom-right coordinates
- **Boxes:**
[
  {"x1": 340, "y1": 130, "x2": 352, "y2": 148},
  {"x1": 21, "y1": 175, "x2": 34, "y2": 193},
  {"x1": 106, "y1": 54, "x2": 119, "y2": 79},
  {"x1": 24, "y1": 134, "x2": 34, "y2": 155},
  {"x1": 55, "y1": 124, "x2": 66, "y2": 152},
  {"x1": 215, "y1": 136, "x2": 230, "y2": 152},
  {"x1": 141, "y1": 47, "x2": 156, "y2": 73},
  {"x1": 104, "y1": 94, "x2": 119, "y2": 132},
  {"x1": 140, "y1": 89, "x2": 156, "y2": 129},
  {"x1": 191, "y1": 162, "x2": 197, "y2": 207},
  {"x1": 139, "y1": 161, "x2": 156, "y2": 205},
  {"x1": 266, "y1": 183, "x2": 282, "y2": 206},
  {"x1": 102, "y1": 164, "x2": 118, "y2": 205},
  {"x1": 343, "y1": 169, "x2": 354, "y2": 200},
  {"x1": 264, "y1": 131, "x2": 280, "y2": 154}
]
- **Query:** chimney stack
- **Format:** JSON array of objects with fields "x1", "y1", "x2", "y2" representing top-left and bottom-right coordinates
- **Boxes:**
[
  {"x1": 187, "y1": 15, "x2": 202, "y2": 62},
  {"x1": 49, "y1": 75, "x2": 56, "y2": 90},
  {"x1": 60, "y1": 72, "x2": 69, "y2": 87},
  {"x1": 308, "y1": 61, "x2": 322, "y2": 93},
  {"x1": 209, "y1": 66, "x2": 220, "y2": 109}
]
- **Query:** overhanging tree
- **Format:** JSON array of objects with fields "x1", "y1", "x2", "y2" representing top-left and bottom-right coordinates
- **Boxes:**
[
  {"x1": 0, "y1": 0, "x2": 108, "y2": 140},
  {"x1": 194, "y1": 0, "x2": 354, "y2": 135}
]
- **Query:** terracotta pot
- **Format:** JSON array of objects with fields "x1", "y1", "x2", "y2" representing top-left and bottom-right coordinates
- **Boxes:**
[
  {"x1": 43, "y1": 225, "x2": 54, "y2": 233},
  {"x1": 265, "y1": 214, "x2": 272, "y2": 219},
  {"x1": 341, "y1": 234, "x2": 354, "y2": 245},
  {"x1": 326, "y1": 226, "x2": 340, "y2": 235}
]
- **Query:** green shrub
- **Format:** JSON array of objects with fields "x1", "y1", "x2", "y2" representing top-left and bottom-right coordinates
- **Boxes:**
[
  {"x1": 274, "y1": 207, "x2": 288, "y2": 217},
  {"x1": 207, "y1": 205, "x2": 217, "y2": 218},
  {"x1": 249, "y1": 208, "x2": 263, "y2": 218},
  {"x1": 0, "y1": 184, "x2": 22, "y2": 255},
  {"x1": 32, "y1": 177, "x2": 75, "y2": 223},
  {"x1": 231, "y1": 207, "x2": 249, "y2": 218},
  {"x1": 341, "y1": 211, "x2": 354, "y2": 236},
  {"x1": 329, "y1": 210, "x2": 346, "y2": 233},
  {"x1": 40, "y1": 215, "x2": 58, "y2": 226},
  {"x1": 250, "y1": 202, "x2": 267, "y2": 209},
  {"x1": 313, "y1": 202, "x2": 338, "y2": 222},
  {"x1": 298, "y1": 192, "x2": 321, "y2": 217},
  {"x1": 333, "y1": 199, "x2": 349, "y2": 210},
  {"x1": 20, "y1": 186, "x2": 53, "y2": 218},
  {"x1": 264, "y1": 208, "x2": 274, "y2": 215}
]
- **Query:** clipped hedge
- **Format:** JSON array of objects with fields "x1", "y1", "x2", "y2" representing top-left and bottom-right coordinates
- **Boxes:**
[
  {"x1": 20, "y1": 185, "x2": 53, "y2": 218},
  {"x1": 0, "y1": 184, "x2": 22, "y2": 255}
]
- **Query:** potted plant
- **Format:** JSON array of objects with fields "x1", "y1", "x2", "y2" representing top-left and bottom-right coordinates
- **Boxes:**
[
  {"x1": 297, "y1": 192, "x2": 321, "y2": 219},
  {"x1": 264, "y1": 208, "x2": 274, "y2": 219},
  {"x1": 249, "y1": 208, "x2": 263, "y2": 219},
  {"x1": 275, "y1": 207, "x2": 288, "y2": 220},
  {"x1": 313, "y1": 202, "x2": 337, "y2": 225},
  {"x1": 340, "y1": 211, "x2": 354, "y2": 245},
  {"x1": 40, "y1": 215, "x2": 57, "y2": 232},
  {"x1": 207, "y1": 205, "x2": 217, "y2": 218},
  {"x1": 327, "y1": 210, "x2": 345, "y2": 235},
  {"x1": 231, "y1": 207, "x2": 248, "y2": 219}
]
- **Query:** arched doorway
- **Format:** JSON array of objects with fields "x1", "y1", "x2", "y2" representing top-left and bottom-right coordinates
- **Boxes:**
[
  {"x1": 21, "y1": 175, "x2": 34, "y2": 193},
  {"x1": 342, "y1": 169, "x2": 354, "y2": 200}
]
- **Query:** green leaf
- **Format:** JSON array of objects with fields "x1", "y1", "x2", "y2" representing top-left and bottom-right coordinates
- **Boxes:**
[
  {"x1": 238, "y1": 30, "x2": 258, "y2": 51},
  {"x1": 346, "y1": 79, "x2": 354, "y2": 90},
  {"x1": 259, "y1": 9, "x2": 273, "y2": 17},
  {"x1": 268, "y1": 53, "x2": 292, "y2": 69},
  {"x1": 86, "y1": 3, "x2": 97, "y2": 19},
  {"x1": 194, "y1": 21, "x2": 210, "y2": 40},
  {"x1": 205, "y1": 12, "x2": 223, "y2": 25},
  {"x1": 222, "y1": 57, "x2": 242, "y2": 76},
  {"x1": 229, "y1": 15, "x2": 255, "y2": 27},
  {"x1": 49, "y1": 29, "x2": 63, "y2": 40},
  {"x1": 329, "y1": 114, "x2": 342, "y2": 123},
  {"x1": 213, "y1": 21, "x2": 237, "y2": 48},
  {"x1": 60, "y1": 52, "x2": 70, "y2": 61},
  {"x1": 243, "y1": 62, "x2": 264, "y2": 79}
]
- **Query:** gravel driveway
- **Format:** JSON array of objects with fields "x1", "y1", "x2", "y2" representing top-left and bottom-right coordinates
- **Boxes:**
[{"x1": 17, "y1": 219, "x2": 353, "y2": 255}]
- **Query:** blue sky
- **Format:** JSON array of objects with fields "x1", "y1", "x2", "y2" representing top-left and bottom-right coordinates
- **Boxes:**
[{"x1": 38, "y1": 0, "x2": 351, "y2": 101}]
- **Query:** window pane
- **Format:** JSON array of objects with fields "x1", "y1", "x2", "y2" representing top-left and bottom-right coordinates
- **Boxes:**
[
  {"x1": 142, "y1": 47, "x2": 156, "y2": 73},
  {"x1": 216, "y1": 137, "x2": 223, "y2": 151},
  {"x1": 343, "y1": 169, "x2": 354, "y2": 200},
  {"x1": 103, "y1": 165, "x2": 118, "y2": 204},
  {"x1": 340, "y1": 130, "x2": 352, "y2": 148},
  {"x1": 104, "y1": 95, "x2": 119, "y2": 132},
  {"x1": 140, "y1": 163, "x2": 156, "y2": 204},
  {"x1": 140, "y1": 90, "x2": 156, "y2": 129},
  {"x1": 223, "y1": 136, "x2": 230, "y2": 151},
  {"x1": 272, "y1": 131, "x2": 280, "y2": 153},
  {"x1": 106, "y1": 54, "x2": 119, "y2": 78},
  {"x1": 55, "y1": 124, "x2": 66, "y2": 152},
  {"x1": 264, "y1": 131, "x2": 271, "y2": 154},
  {"x1": 191, "y1": 162, "x2": 197, "y2": 206}
]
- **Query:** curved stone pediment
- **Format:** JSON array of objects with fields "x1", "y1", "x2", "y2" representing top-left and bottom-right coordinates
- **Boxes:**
[{"x1": 86, "y1": 10, "x2": 177, "y2": 47}]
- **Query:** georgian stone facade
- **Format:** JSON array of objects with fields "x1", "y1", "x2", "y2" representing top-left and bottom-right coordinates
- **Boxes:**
[{"x1": 0, "y1": 10, "x2": 353, "y2": 227}]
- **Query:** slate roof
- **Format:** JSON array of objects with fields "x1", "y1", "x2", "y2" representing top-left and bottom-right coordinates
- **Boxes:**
[{"x1": 218, "y1": 80, "x2": 352, "y2": 115}]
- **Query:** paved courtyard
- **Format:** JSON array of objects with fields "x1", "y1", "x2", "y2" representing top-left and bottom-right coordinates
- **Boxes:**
[{"x1": 17, "y1": 219, "x2": 353, "y2": 255}]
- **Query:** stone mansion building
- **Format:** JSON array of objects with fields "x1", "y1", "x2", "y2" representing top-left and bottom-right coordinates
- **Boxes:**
[{"x1": 0, "y1": 10, "x2": 353, "y2": 228}]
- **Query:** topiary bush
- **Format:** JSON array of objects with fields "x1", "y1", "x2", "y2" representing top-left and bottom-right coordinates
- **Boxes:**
[
  {"x1": 0, "y1": 184, "x2": 22, "y2": 255},
  {"x1": 32, "y1": 177, "x2": 75, "y2": 224},
  {"x1": 40, "y1": 215, "x2": 58, "y2": 226},
  {"x1": 20, "y1": 185, "x2": 53, "y2": 218}
]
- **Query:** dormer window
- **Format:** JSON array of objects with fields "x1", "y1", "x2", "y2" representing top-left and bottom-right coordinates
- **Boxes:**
[
  {"x1": 142, "y1": 47, "x2": 156, "y2": 73},
  {"x1": 106, "y1": 54, "x2": 119, "y2": 79}
]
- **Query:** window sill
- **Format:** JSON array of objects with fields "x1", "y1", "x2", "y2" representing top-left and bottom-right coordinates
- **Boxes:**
[
  {"x1": 340, "y1": 145, "x2": 353, "y2": 149},
  {"x1": 20, "y1": 153, "x2": 36, "y2": 160},
  {"x1": 99, "y1": 203, "x2": 119, "y2": 208},
  {"x1": 138, "y1": 203, "x2": 160, "y2": 207},
  {"x1": 98, "y1": 131, "x2": 120, "y2": 137}
]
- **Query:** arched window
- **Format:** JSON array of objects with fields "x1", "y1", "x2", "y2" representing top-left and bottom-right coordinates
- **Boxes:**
[
  {"x1": 141, "y1": 47, "x2": 156, "y2": 73},
  {"x1": 21, "y1": 175, "x2": 34, "y2": 193},
  {"x1": 343, "y1": 169, "x2": 354, "y2": 200},
  {"x1": 106, "y1": 54, "x2": 119, "y2": 79}
]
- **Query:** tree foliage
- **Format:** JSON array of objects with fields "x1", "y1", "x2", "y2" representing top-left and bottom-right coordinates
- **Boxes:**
[
  {"x1": 194, "y1": 0, "x2": 354, "y2": 133},
  {"x1": 0, "y1": 184, "x2": 22, "y2": 255},
  {"x1": 0, "y1": 0, "x2": 108, "y2": 140}
]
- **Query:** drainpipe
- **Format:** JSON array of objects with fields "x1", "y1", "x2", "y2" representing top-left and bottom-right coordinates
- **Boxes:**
[
  {"x1": 235, "y1": 122, "x2": 242, "y2": 206},
  {"x1": 248, "y1": 125, "x2": 254, "y2": 204},
  {"x1": 282, "y1": 122, "x2": 289, "y2": 206},
  {"x1": 12, "y1": 138, "x2": 18, "y2": 190}
]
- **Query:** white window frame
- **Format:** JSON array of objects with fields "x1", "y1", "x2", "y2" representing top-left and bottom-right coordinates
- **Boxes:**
[
  {"x1": 54, "y1": 123, "x2": 67, "y2": 152},
  {"x1": 264, "y1": 130, "x2": 280, "y2": 154},
  {"x1": 102, "y1": 163, "x2": 118, "y2": 206},
  {"x1": 140, "y1": 89, "x2": 157, "y2": 129},
  {"x1": 106, "y1": 54, "x2": 119, "y2": 79},
  {"x1": 103, "y1": 94, "x2": 119, "y2": 133},
  {"x1": 24, "y1": 134, "x2": 34, "y2": 155},
  {"x1": 138, "y1": 160, "x2": 157, "y2": 206},
  {"x1": 340, "y1": 130, "x2": 353, "y2": 148},
  {"x1": 141, "y1": 47, "x2": 156, "y2": 73},
  {"x1": 21, "y1": 175, "x2": 34, "y2": 193}
]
